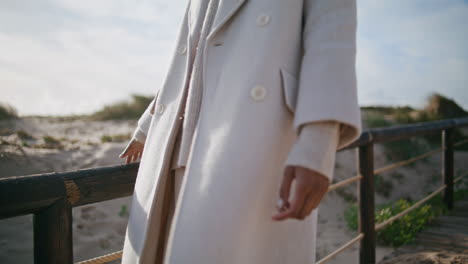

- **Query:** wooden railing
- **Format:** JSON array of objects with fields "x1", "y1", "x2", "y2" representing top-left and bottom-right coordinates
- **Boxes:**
[
  {"x1": 317, "y1": 117, "x2": 468, "y2": 264},
  {"x1": 1, "y1": 117, "x2": 467, "y2": 264}
]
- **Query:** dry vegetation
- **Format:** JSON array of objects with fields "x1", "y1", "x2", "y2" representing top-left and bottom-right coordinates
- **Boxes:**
[
  {"x1": 88, "y1": 94, "x2": 153, "y2": 121},
  {"x1": 0, "y1": 102, "x2": 18, "y2": 120}
]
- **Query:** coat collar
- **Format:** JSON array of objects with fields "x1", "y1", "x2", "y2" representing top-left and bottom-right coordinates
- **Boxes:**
[{"x1": 206, "y1": 0, "x2": 249, "y2": 41}]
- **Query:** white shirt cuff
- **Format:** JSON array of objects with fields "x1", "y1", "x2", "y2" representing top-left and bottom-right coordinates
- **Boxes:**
[{"x1": 284, "y1": 121, "x2": 340, "y2": 183}]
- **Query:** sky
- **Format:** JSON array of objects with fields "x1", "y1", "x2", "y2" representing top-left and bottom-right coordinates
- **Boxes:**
[{"x1": 0, "y1": 0, "x2": 467, "y2": 116}]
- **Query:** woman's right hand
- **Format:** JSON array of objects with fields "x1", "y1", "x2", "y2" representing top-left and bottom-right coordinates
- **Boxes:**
[{"x1": 119, "y1": 138, "x2": 145, "y2": 164}]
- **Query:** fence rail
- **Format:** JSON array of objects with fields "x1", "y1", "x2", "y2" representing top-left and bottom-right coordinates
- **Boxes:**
[{"x1": 1, "y1": 117, "x2": 467, "y2": 264}]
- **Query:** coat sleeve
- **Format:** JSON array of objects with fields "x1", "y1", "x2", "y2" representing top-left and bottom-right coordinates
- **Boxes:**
[
  {"x1": 130, "y1": 0, "x2": 191, "y2": 145},
  {"x1": 284, "y1": 121, "x2": 340, "y2": 183},
  {"x1": 131, "y1": 91, "x2": 159, "y2": 143},
  {"x1": 294, "y1": 0, "x2": 362, "y2": 151}
]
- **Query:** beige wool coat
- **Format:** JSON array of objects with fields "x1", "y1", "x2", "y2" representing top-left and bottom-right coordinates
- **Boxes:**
[{"x1": 122, "y1": 0, "x2": 362, "y2": 263}]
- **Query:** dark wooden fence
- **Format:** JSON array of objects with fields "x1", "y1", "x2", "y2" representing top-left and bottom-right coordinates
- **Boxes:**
[{"x1": 1, "y1": 116, "x2": 467, "y2": 264}]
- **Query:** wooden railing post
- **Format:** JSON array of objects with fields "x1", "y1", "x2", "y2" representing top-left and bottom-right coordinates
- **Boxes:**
[
  {"x1": 33, "y1": 198, "x2": 73, "y2": 264},
  {"x1": 442, "y1": 128, "x2": 454, "y2": 210},
  {"x1": 358, "y1": 143, "x2": 376, "y2": 264}
]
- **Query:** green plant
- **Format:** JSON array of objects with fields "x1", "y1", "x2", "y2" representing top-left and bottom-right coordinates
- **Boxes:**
[
  {"x1": 365, "y1": 111, "x2": 393, "y2": 128},
  {"x1": 119, "y1": 205, "x2": 129, "y2": 217},
  {"x1": 343, "y1": 192, "x2": 454, "y2": 247},
  {"x1": 375, "y1": 198, "x2": 442, "y2": 247},
  {"x1": 344, "y1": 203, "x2": 358, "y2": 230}
]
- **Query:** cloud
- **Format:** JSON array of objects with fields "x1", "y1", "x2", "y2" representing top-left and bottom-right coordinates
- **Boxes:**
[
  {"x1": 356, "y1": 0, "x2": 468, "y2": 110},
  {"x1": 0, "y1": 0, "x2": 467, "y2": 115},
  {"x1": 0, "y1": 0, "x2": 187, "y2": 116},
  {"x1": 52, "y1": 0, "x2": 174, "y2": 24}
]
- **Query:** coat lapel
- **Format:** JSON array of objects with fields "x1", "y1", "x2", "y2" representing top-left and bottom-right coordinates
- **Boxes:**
[{"x1": 206, "y1": 0, "x2": 249, "y2": 40}]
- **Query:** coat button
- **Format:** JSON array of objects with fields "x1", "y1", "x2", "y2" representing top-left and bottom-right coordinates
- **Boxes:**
[
  {"x1": 177, "y1": 44, "x2": 187, "y2": 54},
  {"x1": 156, "y1": 104, "x2": 165, "y2": 114},
  {"x1": 256, "y1": 14, "x2": 270, "y2": 27},
  {"x1": 250, "y1": 85, "x2": 266, "y2": 101}
]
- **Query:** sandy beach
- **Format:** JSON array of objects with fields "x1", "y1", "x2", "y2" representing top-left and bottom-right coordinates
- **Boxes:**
[{"x1": 1, "y1": 116, "x2": 467, "y2": 263}]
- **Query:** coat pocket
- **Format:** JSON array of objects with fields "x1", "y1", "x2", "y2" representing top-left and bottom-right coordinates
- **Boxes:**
[{"x1": 279, "y1": 66, "x2": 299, "y2": 114}]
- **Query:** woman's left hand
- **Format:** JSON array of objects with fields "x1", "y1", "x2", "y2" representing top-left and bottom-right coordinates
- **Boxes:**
[
  {"x1": 119, "y1": 138, "x2": 145, "y2": 164},
  {"x1": 271, "y1": 165, "x2": 330, "y2": 221}
]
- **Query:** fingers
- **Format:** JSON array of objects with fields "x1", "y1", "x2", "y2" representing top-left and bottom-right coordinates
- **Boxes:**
[
  {"x1": 290, "y1": 182, "x2": 310, "y2": 219},
  {"x1": 271, "y1": 166, "x2": 294, "y2": 219},
  {"x1": 279, "y1": 166, "x2": 295, "y2": 202},
  {"x1": 272, "y1": 166, "x2": 331, "y2": 221},
  {"x1": 297, "y1": 193, "x2": 318, "y2": 219},
  {"x1": 130, "y1": 151, "x2": 142, "y2": 164},
  {"x1": 126, "y1": 151, "x2": 138, "y2": 164},
  {"x1": 272, "y1": 180, "x2": 309, "y2": 221},
  {"x1": 294, "y1": 167, "x2": 330, "y2": 219},
  {"x1": 271, "y1": 190, "x2": 307, "y2": 221},
  {"x1": 119, "y1": 144, "x2": 131, "y2": 158},
  {"x1": 119, "y1": 139, "x2": 145, "y2": 164},
  {"x1": 138, "y1": 146, "x2": 144, "y2": 160}
]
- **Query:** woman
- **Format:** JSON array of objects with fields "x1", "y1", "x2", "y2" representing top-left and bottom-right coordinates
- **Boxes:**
[{"x1": 119, "y1": 0, "x2": 361, "y2": 263}]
